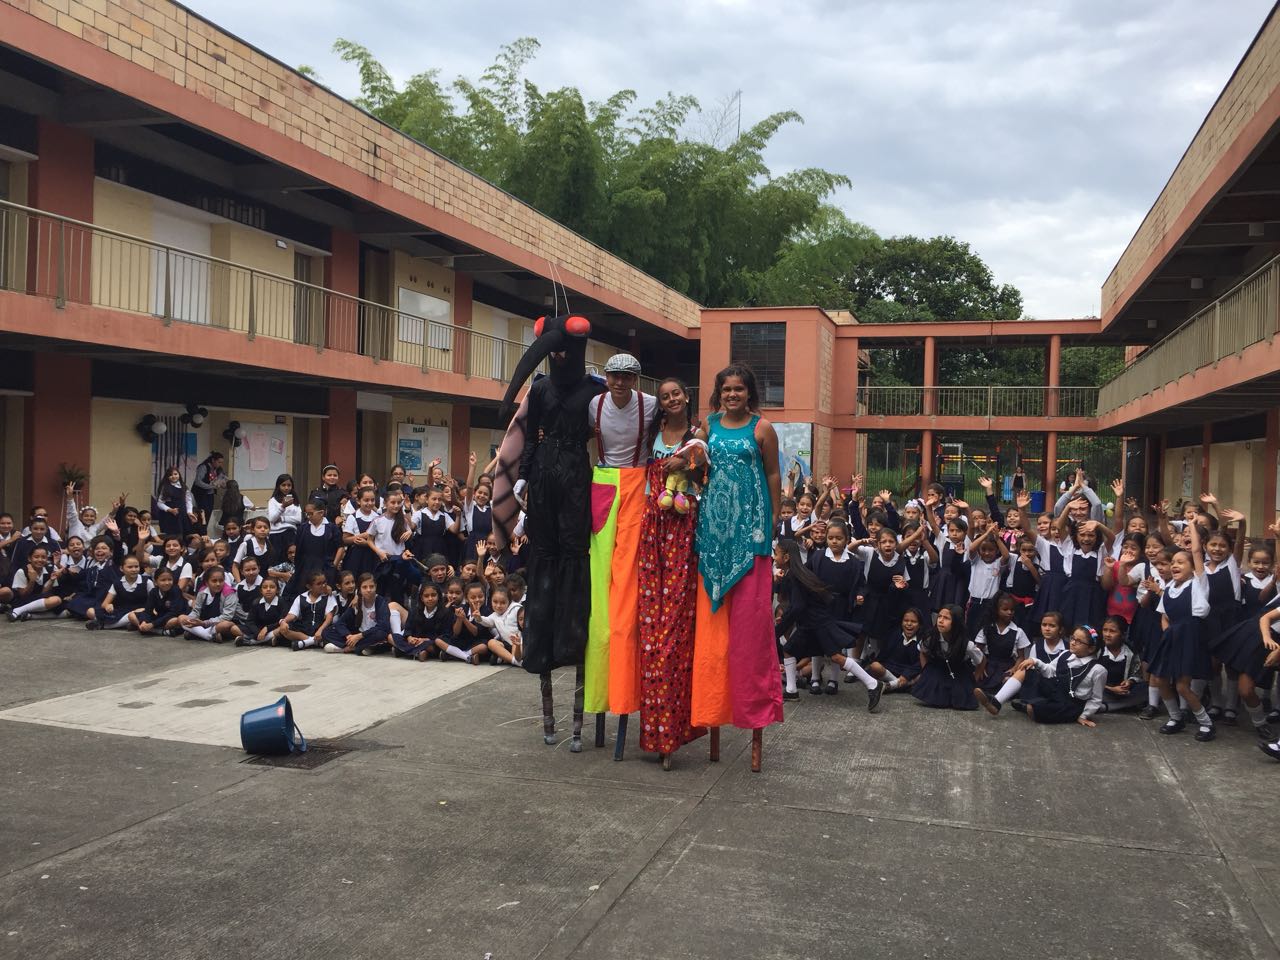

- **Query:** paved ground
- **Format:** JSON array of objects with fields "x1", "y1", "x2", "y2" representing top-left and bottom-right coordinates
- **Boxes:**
[{"x1": 2, "y1": 620, "x2": 1279, "y2": 960}]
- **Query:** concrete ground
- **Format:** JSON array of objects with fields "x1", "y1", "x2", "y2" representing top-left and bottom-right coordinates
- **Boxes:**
[{"x1": 2, "y1": 620, "x2": 1279, "y2": 960}]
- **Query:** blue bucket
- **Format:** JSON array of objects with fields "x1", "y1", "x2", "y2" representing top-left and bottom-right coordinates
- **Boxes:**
[
  {"x1": 1029, "y1": 490, "x2": 1047, "y2": 514},
  {"x1": 240, "y1": 695, "x2": 307, "y2": 755}
]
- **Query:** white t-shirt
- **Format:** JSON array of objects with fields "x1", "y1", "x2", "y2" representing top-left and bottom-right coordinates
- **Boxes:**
[{"x1": 590, "y1": 390, "x2": 656, "y2": 467}]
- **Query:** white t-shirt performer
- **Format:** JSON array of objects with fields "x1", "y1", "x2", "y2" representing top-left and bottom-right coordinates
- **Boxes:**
[{"x1": 589, "y1": 352, "x2": 657, "y2": 468}]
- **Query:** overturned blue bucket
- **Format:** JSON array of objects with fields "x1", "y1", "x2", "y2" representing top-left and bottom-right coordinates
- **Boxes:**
[{"x1": 240, "y1": 695, "x2": 307, "y2": 755}]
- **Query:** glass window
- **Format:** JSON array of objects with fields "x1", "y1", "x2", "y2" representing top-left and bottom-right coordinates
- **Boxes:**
[
  {"x1": 730, "y1": 322, "x2": 786, "y2": 406},
  {"x1": 398, "y1": 287, "x2": 452, "y2": 349}
]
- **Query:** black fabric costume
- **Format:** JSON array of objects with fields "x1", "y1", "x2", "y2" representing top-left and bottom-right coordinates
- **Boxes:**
[{"x1": 497, "y1": 314, "x2": 605, "y2": 675}]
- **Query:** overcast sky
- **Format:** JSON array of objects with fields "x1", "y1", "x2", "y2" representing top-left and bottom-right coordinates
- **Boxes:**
[{"x1": 189, "y1": 0, "x2": 1274, "y2": 318}]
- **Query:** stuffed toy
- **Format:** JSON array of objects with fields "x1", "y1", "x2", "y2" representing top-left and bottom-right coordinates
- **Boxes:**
[{"x1": 656, "y1": 439, "x2": 708, "y2": 514}]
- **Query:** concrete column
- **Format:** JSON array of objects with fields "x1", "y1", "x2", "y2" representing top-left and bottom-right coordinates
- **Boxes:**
[
  {"x1": 830, "y1": 427, "x2": 858, "y2": 484},
  {"x1": 324, "y1": 228, "x2": 360, "y2": 353},
  {"x1": 23, "y1": 354, "x2": 92, "y2": 515},
  {"x1": 1201, "y1": 422, "x2": 1213, "y2": 492},
  {"x1": 450, "y1": 403, "x2": 471, "y2": 480},
  {"x1": 320, "y1": 387, "x2": 357, "y2": 479},
  {"x1": 28, "y1": 119, "x2": 95, "y2": 304},
  {"x1": 922, "y1": 335, "x2": 937, "y2": 415},
  {"x1": 920, "y1": 429, "x2": 935, "y2": 491},
  {"x1": 1046, "y1": 334, "x2": 1061, "y2": 417},
  {"x1": 1044, "y1": 431, "x2": 1058, "y2": 495},
  {"x1": 453, "y1": 272, "x2": 473, "y2": 378}
]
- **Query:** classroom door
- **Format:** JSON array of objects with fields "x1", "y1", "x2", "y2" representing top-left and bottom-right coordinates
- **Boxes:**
[{"x1": 150, "y1": 209, "x2": 211, "y2": 325}]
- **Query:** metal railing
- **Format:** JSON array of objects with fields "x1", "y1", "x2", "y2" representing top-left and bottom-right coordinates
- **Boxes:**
[
  {"x1": 0, "y1": 198, "x2": 534, "y2": 385},
  {"x1": 858, "y1": 385, "x2": 1099, "y2": 419},
  {"x1": 1097, "y1": 253, "x2": 1280, "y2": 414}
]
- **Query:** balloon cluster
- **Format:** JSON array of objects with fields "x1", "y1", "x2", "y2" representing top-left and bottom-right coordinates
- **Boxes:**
[
  {"x1": 135, "y1": 414, "x2": 168, "y2": 443},
  {"x1": 221, "y1": 420, "x2": 248, "y2": 448}
]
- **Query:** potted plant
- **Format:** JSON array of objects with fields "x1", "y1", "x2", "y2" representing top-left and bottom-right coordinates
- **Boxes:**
[{"x1": 57, "y1": 462, "x2": 89, "y2": 493}]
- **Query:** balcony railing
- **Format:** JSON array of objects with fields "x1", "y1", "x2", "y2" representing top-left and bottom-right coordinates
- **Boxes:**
[
  {"x1": 858, "y1": 385, "x2": 1099, "y2": 420},
  {"x1": 1097, "y1": 253, "x2": 1280, "y2": 415},
  {"x1": 0, "y1": 198, "x2": 533, "y2": 385}
]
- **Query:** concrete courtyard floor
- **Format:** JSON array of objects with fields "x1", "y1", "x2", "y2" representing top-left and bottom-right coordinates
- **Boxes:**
[{"x1": 2, "y1": 620, "x2": 1280, "y2": 960}]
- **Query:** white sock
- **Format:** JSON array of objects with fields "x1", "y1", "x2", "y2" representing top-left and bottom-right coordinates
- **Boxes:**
[
  {"x1": 1190, "y1": 679, "x2": 1207, "y2": 699},
  {"x1": 826, "y1": 659, "x2": 844, "y2": 684},
  {"x1": 1192, "y1": 706, "x2": 1212, "y2": 728},
  {"x1": 187, "y1": 624, "x2": 214, "y2": 641},
  {"x1": 995, "y1": 677, "x2": 1022, "y2": 704},
  {"x1": 811, "y1": 656, "x2": 824, "y2": 684},
  {"x1": 1162, "y1": 698, "x2": 1182, "y2": 720},
  {"x1": 840, "y1": 656, "x2": 877, "y2": 690},
  {"x1": 323, "y1": 642, "x2": 342, "y2": 653},
  {"x1": 14, "y1": 598, "x2": 47, "y2": 615},
  {"x1": 390, "y1": 609, "x2": 403, "y2": 633},
  {"x1": 1248, "y1": 704, "x2": 1267, "y2": 727},
  {"x1": 1223, "y1": 685, "x2": 1241, "y2": 712},
  {"x1": 882, "y1": 669, "x2": 899, "y2": 686},
  {"x1": 299, "y1": 637, "x2": 317, "y2": 649},
  {"x1": 104, "y1": 614, "x2": 132, "y2": 630},
  {"x1": 1148, "y1": 685, "x2": 1161, "y2": 707},
  {"x1": 445, "y1": 644, "x2": 471, "y2": 662},
  {"x1": 783, "y1": 657, "x2": 798, "y2": 694},
  {"x1": 1178, "y1": 694, "x2": 1188, "y2": 711}
]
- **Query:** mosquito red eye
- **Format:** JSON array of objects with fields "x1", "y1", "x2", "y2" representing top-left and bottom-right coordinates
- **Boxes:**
[
  {"x1": 565, "y1": 315, "x2": 591, "y2": 336},
  {"x1": 534, "y1": 316, "x2": 545, "y2": 338}
]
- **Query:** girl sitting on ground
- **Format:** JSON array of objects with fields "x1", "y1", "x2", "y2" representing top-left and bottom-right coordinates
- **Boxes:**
[{"x1": 974, "y1": 624, "x2": 1108, "y2": 726}]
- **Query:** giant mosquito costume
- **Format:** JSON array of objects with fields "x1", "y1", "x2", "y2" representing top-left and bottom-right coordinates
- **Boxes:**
[{"x1": 493, "y1": 314, "x2": 604, "y2": 752}]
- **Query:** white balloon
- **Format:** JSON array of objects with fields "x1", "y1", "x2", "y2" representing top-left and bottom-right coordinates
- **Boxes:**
[
  {"x1": 234, "y1": 427, "x2": 247, "y2": 440},
  {"x1": 153, "y1": 421, "x2": 168, "y2": 435}
]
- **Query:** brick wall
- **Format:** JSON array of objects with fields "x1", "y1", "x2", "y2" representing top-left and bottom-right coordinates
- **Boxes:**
[
  {"x1": 817, "y1": 324, "x2": 834, "y2": 415},
  {"x1": 5, "y1": 0, "x2": 703, "y2": 329},
  {"x1": 1102, "y1": 10, "x2": 1280, "y2": 318}
]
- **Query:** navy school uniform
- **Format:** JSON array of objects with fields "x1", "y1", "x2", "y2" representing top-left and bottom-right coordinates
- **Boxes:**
[
  {"x1": 234, "y1": 537, "x2": 276, "y2": 575},
  {"x1": 1210, "y1": 589, "x2": 1280, "y2": 684},
  {"x1": 7, "y1": 536, "x2": 56, "y2": 587},
  {"x1": 294, "y1": 520, "x2": 342, "y2": 586},
  {"x1": 248, "y1": 596, "x2": 285, "y2": 640},
  {"x1": 413, "y1": 510, "x2": 453, "y2": 563},
  {"x1": 930, "y1": 536, "x2": 970, "y2": 611},
  {"x1": 288, "y1": 592, "x2": 335, "y2": 637},
  {"x1": 64, "y1": 560, "x2": 115, "y2": 619},
  {"x1": 911, "y1": 635, "x2": 981, "y2": 709},
  {"x1": 222, "y1": 534, "x2": 245, "y2": 566},
  {"x1": 322, "y1": 595, "x2": 392, "y2": 653},
  {"x1": 51, "y1": 556, "x2": 87, "y2": 600},
  {"x1": 1005, "y1": 556, "x2": 1041, "y2": 634},
  {"x1": 874, "y1": 629, "x2": 923, "y2": 681},
  {"x1": 235, "y1": 577, "x2": 264, "y2": 625},
  {"x1": 857, "y1": 549, "x2": 908, "y2": 647},
  {"x1": 463, "y1": 503, "x2": 493, "y2": 563},
  {"x1": 1059, "y1": 548, "x2": 1105, "y2": 633},
  {"x1": 901, "y1": 547, "x2": 931, "y2": 616},
  {"x1": 454, "y1": 604, "x2": 495, "y2": 648},
  {"x1": 1029, "y1": 636, "x2": 1070, "y2": 666},
  {"x1": 138, "y1": 583, "x2": 189, "y2": 627},
  {"x1": 1030, "y1": 538, "x2": 1070, "y2": 629},
  {"x1": 8, "y1": 566, "x2": 49, "y2": 603},
  {"x1": 964, "y1": 554, "x2": 1004, "y2": 635},
  {"x1": 1100, "y1": 644, "x2": 1147, "y2": 710},
  {"x1": 1127, "y1": 563, "x2": 1165, "y2": 659},
  {"x1": 807, "y1": 548, "x2": 862, "y2": 623},
  {"x1": 394, "y1": 599, "x2": 452, "y2": 657},
  {"x1": 1204, "y1": 560, "x2": 1243, "y2": 637},
  {"x1": 775, "y1": 574, "x2": 859, "y2": 659},
  {"x1": 341, "y1": 514, "x2": 379, "y2": 577},
  {"x1": 1241, "y1": 572, "x2": 1276, "y2": 617},
  {"x1": 1017, "y1": 654, "x2": 1107, "y2": 724},
  {"x1": 155, "y1": 483, "x2": 192, "y2": 538},
  {"x1": 1148, "y1": 575, "x2": 1211, "y2": 681},
  {"x1": 102, "y1": 574, "x2": 152, "y2": 622},
  {"x1": 976, "y1": 622, "x2": 1031, "y2": 694}
]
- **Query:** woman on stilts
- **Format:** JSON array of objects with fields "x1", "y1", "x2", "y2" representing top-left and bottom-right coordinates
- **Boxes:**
[
  {"x1": 693, "y1": 363, "x2": 784, "y2": 773},
  {"x1": 637, "y1": 378, "x2": 707, "y2": 770}
]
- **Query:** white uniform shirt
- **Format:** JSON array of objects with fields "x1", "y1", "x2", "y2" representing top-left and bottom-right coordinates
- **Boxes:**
[
  {"x1": 1032, "y1": 653, "x2": 1108, "y2": 718},
  {"x1": 288, "y1": 594, "x2": 337, "y2": 619},
  {"x1": 968, "y1": 554, "x2": 1004, "y2": 600},
  {"x1": 1158, "y1": 574, "x2": 1210, "y2": 618},
  {"x1": 589, "y1": 390, "x2": 656, "y2": 467}
]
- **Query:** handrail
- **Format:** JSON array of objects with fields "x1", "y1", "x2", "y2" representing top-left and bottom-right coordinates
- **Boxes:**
[
  {"x1": 0, "y1": 197, "x2": 535, "y2": 385},
  {"x1": 857, "y1": 385, "x2": 1100, "y2": 419}
]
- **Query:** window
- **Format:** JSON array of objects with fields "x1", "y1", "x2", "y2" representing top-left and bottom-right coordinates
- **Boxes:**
[
  {"x1": 730, "y1": 322, "x2": 786, "y2": 406},
  {"x1": 398, "y1": 287, "x2": 452, "y2": 349}
]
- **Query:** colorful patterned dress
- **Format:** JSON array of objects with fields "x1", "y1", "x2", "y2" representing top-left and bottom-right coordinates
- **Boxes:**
[{"x1": 637, "y1": 435, "x2": 704, "y2": 755}]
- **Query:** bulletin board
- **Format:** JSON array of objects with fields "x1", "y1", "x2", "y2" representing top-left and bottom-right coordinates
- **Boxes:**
[
  {"x1": 397, "y1": 422, "x2": 450, "y2": 477},
  {"x1": 233, "y1": 422, "x2": 288, "y2": 490}
]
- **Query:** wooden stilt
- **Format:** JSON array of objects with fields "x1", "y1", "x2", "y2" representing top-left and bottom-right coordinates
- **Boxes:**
[
  {"x1": 750, "y1": 728, "x2": 762, "y2": 773},
  {"x1": 613, "y1": 714, "x2": 628, "y2": 761},
  {"x1": 594, "y1": 713, "x2": 606, "y2": 747},
  {"x1": 709, "y1": 726, "x2": 720, "y2": 762}
]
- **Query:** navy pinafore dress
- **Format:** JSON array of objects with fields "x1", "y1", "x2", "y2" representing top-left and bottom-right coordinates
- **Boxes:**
[{"x1": 1147, "y1": 579, "x2": 1211, "y2": 681}]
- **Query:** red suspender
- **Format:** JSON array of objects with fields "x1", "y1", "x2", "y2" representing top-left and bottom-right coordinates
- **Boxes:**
[{"x1": 594, "y1": 393, "x2": 606, "y2": 466}]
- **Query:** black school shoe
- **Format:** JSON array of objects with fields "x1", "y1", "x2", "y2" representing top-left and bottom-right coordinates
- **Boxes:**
[
  {"x1": 1255, "y1": 723, "x2": 1275, "y2": 740},
  {"x1": 824, "y1": 680, "x2": 839, "y2": 695},
  {"x1": 867, "y1": 681, "x2": 884, "y2": 713},
  {"x1": 783, "y1": 689, "x2": 800, "y2": 701},
  {"x1": 1137, "y1": 705, "x2": 1160, "y2": 720},
  {"x1": 1195, "y1": 723, "x2": 1217, "y2": 742},
  {"x1": 974, "y1": 689, "x2": 1001, "y2": 716},
  {"x1": 1257, "y1": 740, "x2": 1280, "y2": 761},
  {"x1": 1160, "y1": 717, "x2": 1187, "y2": 735},
  {"x1": 809, "y1": 681, "x2": 822, "y2": 696}
]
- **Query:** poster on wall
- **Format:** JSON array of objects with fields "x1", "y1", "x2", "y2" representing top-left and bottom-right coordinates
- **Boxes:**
[
  {"x1": 774, "y1": 422, "x2": 813, "y2": 484},
  {"x1": 232, "y1": 422, "x2": 288, "y2": 492},
  {"x1": 1181, "y1": 452, "x2": 1193, "y2": 500},
  {"x1": 396, "y1": 422, "x2": 450, "y2": 478}
]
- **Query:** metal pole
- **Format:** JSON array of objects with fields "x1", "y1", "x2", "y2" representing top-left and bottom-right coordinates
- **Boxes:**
[
  {"x1": 247, "y1": 270, "x2": 256, "y2": 340},
  {"x1": 55, "y1": 219, "x2": 66, "y2": 307}
]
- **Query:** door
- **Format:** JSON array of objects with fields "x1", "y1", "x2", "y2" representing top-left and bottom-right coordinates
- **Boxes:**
[
  {"x1": 150, "y1": 209, "x2": 211, "y2": 324},
  {"x1": 293, "y1": 252, "x2": 317, "y2": 346}
]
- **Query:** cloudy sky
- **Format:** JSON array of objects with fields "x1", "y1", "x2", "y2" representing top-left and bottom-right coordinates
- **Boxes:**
[{"x1": 189, "y1": 0, "x2": 1274, "y2": 318}]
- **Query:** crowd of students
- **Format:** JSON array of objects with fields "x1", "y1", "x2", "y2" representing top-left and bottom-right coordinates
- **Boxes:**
[
  {"x1": 0, "y1": 455, "x2": 528, "y2": 666},
  {"x1": 771, "y1": 468, "x2": 1280, "y2": 755},
  {"x1": 6, "y1": 452, "x2": 1280, "y2": 757}
]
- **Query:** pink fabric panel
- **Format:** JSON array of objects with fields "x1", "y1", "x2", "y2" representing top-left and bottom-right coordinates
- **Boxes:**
[{"x1": 726, "y1": 556, "x2": 784, "y2": 730}]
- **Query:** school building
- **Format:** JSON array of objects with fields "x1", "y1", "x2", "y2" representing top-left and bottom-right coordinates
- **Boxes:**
[{"x1": 1, "y1": 0, "x2": 1279, "y2": 518}]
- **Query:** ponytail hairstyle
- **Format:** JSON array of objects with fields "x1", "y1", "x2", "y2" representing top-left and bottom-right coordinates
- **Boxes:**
[{"x1": 776, "y1": 538, "x2": 830, "y2": 601}]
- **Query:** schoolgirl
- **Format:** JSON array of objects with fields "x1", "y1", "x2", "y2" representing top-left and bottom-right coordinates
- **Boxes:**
[
  {"x1": 1016, "y1": 490, "x2": 1070, "y2": 633},
  {"x1": 277, "y1": 573, "x2": 336, "y2": 649},
  {"x1": 965, "y1": 524, "x2": 1009, "y2": 634},
  {"x1": 1005, "y1": 537, "x2": 1042, "y2": 633},
  {"x1": 899, "y1": 521, "x2": 936, "y2": 615},
  {"x1": 911, "y1": 603, "x2": 983, "y2": 709},
  {"x1": 851, "y1": 526, "x2": 910, "y2": 671},
  {"x1": 63, "y1": 537, "x2": 117, "y2": 623},
  {"x1": 211, "y1": 539, "x2": 233, "y2": 576},
  {"x1": 805, "y1": 519, "x2": 863, "y2": 685},
  {"x1": 64, "y1": 488, "x2": 112, "y2": 543},
  {"x1": 176, "y1": 566, "x2": 240, "y2": 642},
  {"x1": 307, "y1": 464, "x2": 345, "y2": 523},
  {"x1": 151, "y1": 536, "x2": 194, "y2": 597},
  {"x1": 50, "y1": 535, "x2": 88, "y2": 600},
  {"x1": 481, "y1": 586, "x2": 524, "y2": 665},
  {"x1": 1147, "y1": 522, "x2": 1215, "y2": 740},
  {"x1": 341, "y1": 486, "x2": 382, "y2": 577},
  {"x1": 461, "y1": 482, "x2": 493, "y2": 563},
  {"x1": 866, "y1": 607, "x2": 926, "y2": 693},
  {"x1": 443, "y1": 580, "x2": 495, "y2": 663},
  {"x1": 4, "y1": 546, "x2": 57, "y2": 621},
  {"x1": 1100, "y1": 536, "x2": 1143, "y2": 627},
  {"x1": 155, "y1": 465, "x2": 194, "y2": 539},
  {"x1": 266, "y1": 473, "x2": 303, "y2": 555},
  {"x1": 1028, "y1": 611, "x2": 1070, "y2": 665},
  {"x1": 92, "y1": 555, "x2": 151, "y2": 631},
  {"x1": 370, "y1": 489, "x2": 416, "y2": 605},
  {"x1": 1208, "y1": 551, "x2": 1279, "y2": 739},
  {"x1": 7, "y1": 516, "x2": 57, "y2": 586},
  {"x1": 130, "y1": 567, "x2": 189, "y2": 635},
  {"x1": 240, "y1": 577, "x2": 286, "y2": 646},
  {"x1": 775, "y1": 498, "x2": 798, "y2": 545},
  {"x1": 233, "y1": 517, "x2": 276, "y2": 579},
  {"x1": 773, "y1": 539, "x2": 885, "y2": 706},
  {"x1": 322, "y1": 572, "x2": 391, "y2": 655},
  {"x1": 1097, "y1": 616, "x2": 1146, "y2": 713},
  {"x1": 219, "y1": 517, "x2": 245, "y2": 566},
  {"x1": 217, "y1": 480, "x2": 249, "y2": 533},
  {"x1": 973, "y1": 593, "x2": 1032, "y2": 694},
  {"x1": 975, "y1": 625, "x2": 1108, "y2": 726},
  {"x1": 412, "y1": 488, "x2": 459, "y2": 562},
  {"x1": 926, "y1": 498, "x2": 971, "y2": 611},
  {"x1": 294, "y1": 499, "x2": 344, "y2": 586},
  {"x1": 331, "y1": 570, "x2": 358, "y2": 620},
  {"x1": 394, "y1": 581, "x2": 451, "y2": 661},
  {"x1": 1059, "y1": 519, "x2": 1110, "y2": 635}
]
